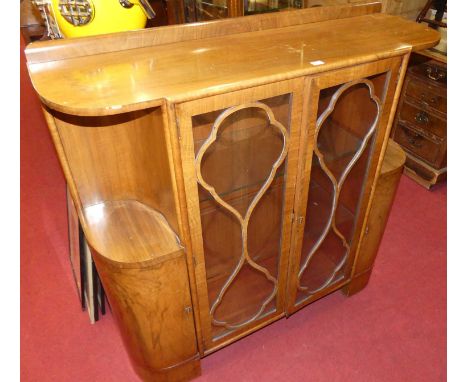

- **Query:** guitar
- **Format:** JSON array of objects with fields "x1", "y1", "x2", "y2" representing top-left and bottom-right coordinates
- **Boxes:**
[{"x1": 32, "y1": 0, "x2": 156, "y2": 38}]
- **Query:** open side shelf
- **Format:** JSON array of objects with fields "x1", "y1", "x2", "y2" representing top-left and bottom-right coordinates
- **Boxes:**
[{"x1": 84, "y1": 200, "x2": 182, "y2": 265}]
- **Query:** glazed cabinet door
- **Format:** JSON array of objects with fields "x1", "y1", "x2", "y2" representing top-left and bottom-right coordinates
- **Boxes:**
[
  {"x1": 287, "y1": 57, "x2": 406, "y2": 313},
  {"x1": 176, "y1": 80, "x2": 303, "y2": 351}
]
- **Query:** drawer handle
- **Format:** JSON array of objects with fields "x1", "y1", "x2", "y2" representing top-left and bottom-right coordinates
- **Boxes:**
[
  {"x1": 426, "y1": 66, "x2": 446, "y2": 81},
  {"x1": 403, "y1": 128, "x2": 423, "y2": 148},
  {"x1": 420, "y1": 93, "x2": 437, "y2": 105},
  {"x1": 414, "y1": 111, "x2": 429, "y2": 125}
]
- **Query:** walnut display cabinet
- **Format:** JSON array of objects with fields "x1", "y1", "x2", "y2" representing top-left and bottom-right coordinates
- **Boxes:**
[{"x1": 25, "y1": 3, "x2": 439, "y2": 382}]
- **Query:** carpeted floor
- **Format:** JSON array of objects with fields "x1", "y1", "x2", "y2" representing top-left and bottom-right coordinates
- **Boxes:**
[{"x1": 20, "y1": 35, "x2": 446, "y2": 382}]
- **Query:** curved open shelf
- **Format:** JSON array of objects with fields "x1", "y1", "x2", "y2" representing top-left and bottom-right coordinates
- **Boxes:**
[{"x1": 83, "y1": 200, "x2": 182, "y2": 265}]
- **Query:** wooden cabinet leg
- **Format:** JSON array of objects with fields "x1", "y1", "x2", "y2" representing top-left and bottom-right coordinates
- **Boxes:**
[{"x1": 92, "y1": 249, "x2": 201, "y2": 382}]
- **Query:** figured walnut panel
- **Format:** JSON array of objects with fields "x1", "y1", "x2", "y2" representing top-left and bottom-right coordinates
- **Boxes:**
[{"x1": 92, "y1": 250, "x2": 201, "y2": 382}]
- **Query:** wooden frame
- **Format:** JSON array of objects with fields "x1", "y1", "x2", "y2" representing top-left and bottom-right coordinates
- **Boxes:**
[
  {"x1": 176, "y1": 78, "x2": 304, "y2": 352},
  {"x1": 286, "y1": 56, "x2": 407, "y2": 313}
]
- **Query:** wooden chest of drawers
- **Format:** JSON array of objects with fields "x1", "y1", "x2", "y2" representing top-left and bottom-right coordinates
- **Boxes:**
[{"x1": 392, "y1": 54, "x2": 447, "y2": 188}]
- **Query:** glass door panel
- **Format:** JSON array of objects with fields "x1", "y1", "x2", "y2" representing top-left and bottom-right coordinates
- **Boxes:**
[
  {"x1": 295, "y1": 73, "x2": 388, "y2": 305},
  {"x1": 191, "y1": 94, "x2": 291, "y2": 340}
]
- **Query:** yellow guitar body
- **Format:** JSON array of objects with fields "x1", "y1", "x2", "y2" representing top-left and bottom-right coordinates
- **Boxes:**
[{"x1": 50, "y1": 0, "x2": 147, "y2": 38}]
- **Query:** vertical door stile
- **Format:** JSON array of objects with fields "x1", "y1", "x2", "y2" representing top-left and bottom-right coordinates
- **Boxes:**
[
  {"x1": 175, "y1": 102, "x2": 215, "y2": 350},
  {"x1": 286, "y1": 75, "x2": 318, "y2": 312},
  {"x1": 164, "y1": 101, "x2": 206, "y2": 355},
  {"x1": 275, "y1": 78, "x2": 304, "y2": 314}
]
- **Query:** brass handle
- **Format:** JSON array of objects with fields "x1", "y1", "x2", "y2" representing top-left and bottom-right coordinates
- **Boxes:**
[
  {"x1": 414, "y1": 111, "x2": 429, "y2": 125},
  {"x1": 403, "y1": 128, "x2": 423, "y2": 148},
  {"x1": 420, "y1": 93, "x2": 437, "y2": 105},
  {"x1": 425, "y1": 66, "x2": 446, "y2": 82}
]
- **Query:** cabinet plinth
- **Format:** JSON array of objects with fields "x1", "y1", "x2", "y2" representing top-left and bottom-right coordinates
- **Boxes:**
[{"x1": 26, "y1": 4, "x2": 439, "y2": 381}]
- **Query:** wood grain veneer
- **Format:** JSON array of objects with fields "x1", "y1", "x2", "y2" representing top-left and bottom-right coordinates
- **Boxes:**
[
  {"x1": 50, "y1": 107, "x2": 180, "y2": 231},
  {"x1": 25, "y1": 3, "x2": 382, "y2": 64},
  {"x1": 26, "y1": 12, "x2": 438, "y2": 116},
  {"x1": 84, "y1": 200, "x2": 182, "y2": 265},
  {"x1": 92, "y1": 249, "x2": 201, "y2": 382}
]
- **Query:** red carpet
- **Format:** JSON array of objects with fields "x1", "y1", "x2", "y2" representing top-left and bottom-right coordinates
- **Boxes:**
[{"x1": 21, "y1": 35, "x2": 446, "y2": 381}]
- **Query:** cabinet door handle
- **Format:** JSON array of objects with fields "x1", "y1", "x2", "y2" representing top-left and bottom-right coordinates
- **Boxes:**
[{"x1": 414, "y1": 111, "x2": 429, "y2": 125}]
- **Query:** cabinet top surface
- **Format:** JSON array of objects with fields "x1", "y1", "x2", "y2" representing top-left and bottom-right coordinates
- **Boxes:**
[{"x1": 26, "y1": 11, "x2": 439, "y2": 116}]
